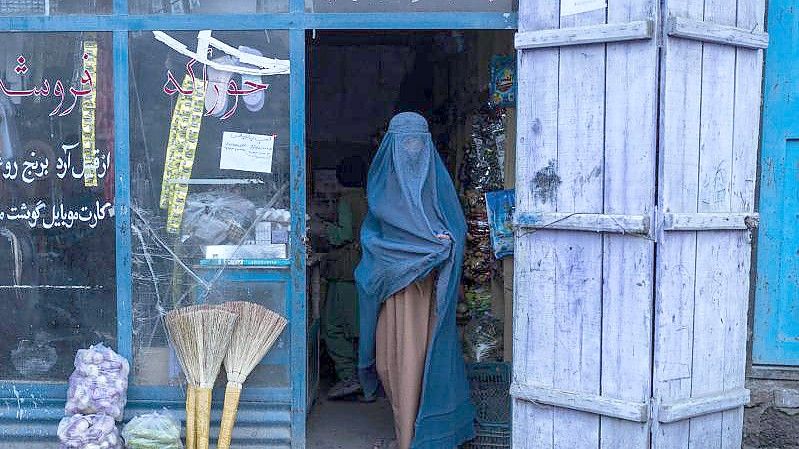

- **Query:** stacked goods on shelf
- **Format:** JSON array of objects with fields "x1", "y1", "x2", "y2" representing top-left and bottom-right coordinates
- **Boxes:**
[
  {"x1": 459, "y1": 103, "x2": 507, "y2": 371},
  {"x1": 462, "y1": 190, "x2": 493, "y2": 286}
]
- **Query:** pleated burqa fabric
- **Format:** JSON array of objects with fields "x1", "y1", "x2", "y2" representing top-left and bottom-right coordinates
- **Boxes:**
[{"x1": 355, "y1": 112, "x2": 475, "y2": 449}]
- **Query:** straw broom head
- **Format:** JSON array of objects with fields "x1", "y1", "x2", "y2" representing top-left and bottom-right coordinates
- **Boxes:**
[
  {"x1": 216, "y1": 301, "x2": 287, "y2": 449},
  {"x1": 164, "y1": 307, "x2": 201, "y2": 385},
  {"x1": 185, "y1": 306, "x2": 238, "y2": 449},
  {"x1": 188, "y1": 306, "x2": 238, "y2": 387},
  {"x1": 221, "y1": 301, "x2": 288, "y2": 384},
  {"x1": 164, "y1": 305, "x2": 220, "y2": 449}
]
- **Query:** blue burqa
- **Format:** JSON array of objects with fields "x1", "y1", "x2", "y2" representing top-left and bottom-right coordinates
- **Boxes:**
[{"x1": 355, "y1": 112, "x2": 475, "y2": 449}]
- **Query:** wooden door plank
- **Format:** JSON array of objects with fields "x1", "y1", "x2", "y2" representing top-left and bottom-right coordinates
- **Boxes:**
[
  {"x1": 514, "y1": 234, "x2": 558, "y2": 448},
  {"x1": 666, "y1": 17, "x2": 769, "y2": 49},
  {"x1": 600, "y1": 0, "x2": 658, "y2": 447},
  {"x1": 511, "y1": 382, "x2": 649, "y2": 422},
  {"x1": 659, "y1": 388, "x2": 751, "y2": 423},
  {"x1": 513, "y1": 1, "x2": 560, "y2": 448},
  {"x1": 689, "y1": 0, "x2": 737, "y2": 446},
  {"x1": 514, "y1": 212, "x2": 650, "y2": 234},
  {"x1": 720, "y1": 1, "x2": 765, "y2": 445},
  {"x1": 654, "y1": 0, "x2": 704, "y2": 446},
  {"x1": 551, "y1": 5, "x2": 606, "y2": 448},
  {"x1": 515, "y1": 20, "x2": 653, "y2": 49},
  {"x1": 662, "y1": 212, "x2": 758, "y2": 231}
]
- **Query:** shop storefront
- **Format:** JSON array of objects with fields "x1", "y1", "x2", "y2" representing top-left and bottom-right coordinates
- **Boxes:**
[{"x1": 0, "y1": 1, "x2": 518, "y2": 447}]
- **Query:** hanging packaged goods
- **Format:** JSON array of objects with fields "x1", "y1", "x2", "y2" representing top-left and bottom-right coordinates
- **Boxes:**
[
  {"x1": 159, "y1": 75, "x2": 206, "y2": 234},
  {"x1": 81, "y1": 40, "x2": 99, "y2": 188}
]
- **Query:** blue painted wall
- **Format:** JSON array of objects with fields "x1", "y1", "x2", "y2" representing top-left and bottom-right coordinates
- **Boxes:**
[{"x1": 754, "y1": 0, "x2": 799, "y2": 365}]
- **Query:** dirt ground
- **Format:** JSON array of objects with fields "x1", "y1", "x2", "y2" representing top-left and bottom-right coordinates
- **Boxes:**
[{"x1": 307, "y1": 393, "x2": 396, "y2": 449}]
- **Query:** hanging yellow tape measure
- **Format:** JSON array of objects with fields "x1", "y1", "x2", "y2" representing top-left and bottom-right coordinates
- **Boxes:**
[
  {"x1": 81, "y1": 40, "x2": 98, "y2": 188},
  {"x1": 160, "y1": 75, "x2": 206, "y2": 234}
]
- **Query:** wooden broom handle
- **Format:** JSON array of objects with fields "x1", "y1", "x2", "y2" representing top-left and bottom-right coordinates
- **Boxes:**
[
  {"x1": 217, "y1": 382, "x2": 243, "y2": 449},
  {"x1": 196, "y1": 387, "x2": 214, "y2": 449},
  {"x1": 185, "y1": 384, "x2": 197, "y2": 449}
]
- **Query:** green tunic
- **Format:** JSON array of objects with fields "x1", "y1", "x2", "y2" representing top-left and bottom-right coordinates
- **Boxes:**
[{"x1": 322, "y1": 188, "x2": 367, "y2": 380}]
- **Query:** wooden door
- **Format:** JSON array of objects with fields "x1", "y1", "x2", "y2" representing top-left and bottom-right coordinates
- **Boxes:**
[
  {"x1": 653, "y1": 0, "x2": 765, "y2": 447},
  {"x1": 512, "y1": 1, "x2": 659, "y2": 448},
  {"x1": 512, "y1": 0, "x2": 766, "y2": 447}
]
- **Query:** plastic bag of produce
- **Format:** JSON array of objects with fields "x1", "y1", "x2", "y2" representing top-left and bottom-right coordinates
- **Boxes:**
[
  {"x1": 463, "y1": 313, "x2": 503, "y2": 363},
  {"x1": 57, "y1": 414, "x2": 122, "y2": 449},
  {"x1": 122, "y1": 410, "x2": 183, "y2": 449},
  {"x1": 66, "y1": 343, "x2": 130, "y2": 421}
]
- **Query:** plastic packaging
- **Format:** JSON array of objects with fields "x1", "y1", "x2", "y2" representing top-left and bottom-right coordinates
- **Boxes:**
[
  {"x1": 485, "y1": 190, "x2": 515, "y2": 260},
  {"x1": 57, "y1": 414, "x2": 122, "y2": 449},
  {"x1": 462, "y1": 190, "x2": 495, "y2": 284},
  {"x1": 182, "y1": 191, "x2": 256, "y2": 245},
  {"x1": 464, "y1": 286, "x2": 493, "y2": 316},
  {"x1": 464, "y1": 103, "x2": 506, "y2": 192},
  {"x1": 66, "y1": 343, "x2": 130, "y2": 421},
  {"x1": 463, "y1": 313, "x2": 503, "y2": 363},
  {"x1": 121, "y1": 410, "x2": 183, "y2": 449}
]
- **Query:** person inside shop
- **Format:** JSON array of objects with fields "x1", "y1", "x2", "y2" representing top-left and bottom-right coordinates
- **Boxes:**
[
  {"x1": 321, "y1": 155, "x2": 369, "y2": 400},
  {"x1": 356, "y1": 112, "x2": 475, "y2": 449}
]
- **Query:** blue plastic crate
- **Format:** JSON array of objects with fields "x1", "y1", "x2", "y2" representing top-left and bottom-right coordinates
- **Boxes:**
[
  {"x1": 462, "y1": 427, "x2": 511, "y2": 449},
  {"x1": 468, "y1": 362, "x2": 511, "y2": 425},
  {"x1": 462, "y1": 362, "x2": 511, "y2": 449}
]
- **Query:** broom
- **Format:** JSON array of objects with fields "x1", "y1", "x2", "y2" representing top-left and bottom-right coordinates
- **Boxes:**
[
  {"x1": 165, "y1": 305, "x2": 238, "y2": 449},
  {"x1": 164, "y1": 306, "x2": 201, "y2": 449},
  {"x1": 217, "y1": 301, "x2": 288, "y2": 449},
  {"x1": 191, "y1": 306, "x2": 238, "y2": 449}
]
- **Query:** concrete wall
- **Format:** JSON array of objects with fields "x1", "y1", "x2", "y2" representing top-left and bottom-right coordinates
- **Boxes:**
[{"x1": 744, "y1": 378, "x2": 799, "y2": 449}]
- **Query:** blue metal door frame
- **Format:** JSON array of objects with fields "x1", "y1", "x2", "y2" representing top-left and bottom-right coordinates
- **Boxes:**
[
  {"x1": 754, "y1": 0, "x2": 799, "y2": 367},
  {"x1": 0, "y1": 3, "x2": 517, "y2": 447}
]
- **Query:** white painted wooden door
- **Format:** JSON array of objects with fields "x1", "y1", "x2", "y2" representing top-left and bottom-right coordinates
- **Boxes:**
[
  {"x1": 653, "y1": 0, "x2": 765, "y2": 447},
  {"x1": 512, "y1": 0, "x2": 766, "y2": 447}
]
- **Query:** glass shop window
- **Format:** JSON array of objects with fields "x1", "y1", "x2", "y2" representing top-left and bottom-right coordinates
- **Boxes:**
[
  {"x1": 0, "y1": 0, "x2": 112, "y2": 15},
  {"x1": 306, "y1": 0, "x2": 517, "y2": 13},
  {"x1": 0, "y1": 32, "x2": 116, "y2": 382},
  {"x1": 129, "y1": 30, "x2": 291, "y2": 386},
  {"x1": 130, "y1": 0, "x2": 288, "y2": 14}
]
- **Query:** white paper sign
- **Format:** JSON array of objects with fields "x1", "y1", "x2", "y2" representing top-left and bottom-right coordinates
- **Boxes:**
[
  {"x1": 220, "y1": 132, "x2": 275, "y2": 173},
  {"x1": 560, "y1": 0, "x2": 606, "y2": 16}
]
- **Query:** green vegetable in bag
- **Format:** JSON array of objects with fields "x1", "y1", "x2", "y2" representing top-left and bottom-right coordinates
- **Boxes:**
[{"x1": 121, "y1": 411, "x2": 182, "y2": 449}]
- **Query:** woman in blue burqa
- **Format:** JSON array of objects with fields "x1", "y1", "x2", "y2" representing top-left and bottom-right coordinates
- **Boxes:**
[{"x1": 356, "y1": 112, "x2": 475, "y2": 449}]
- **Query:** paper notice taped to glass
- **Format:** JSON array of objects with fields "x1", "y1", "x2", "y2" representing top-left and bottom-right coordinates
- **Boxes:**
[
  {"x1": 560, "y1": 0, "x2": 606, "y2": 16},
  {"x1": 220, "y1": 132, "x2": 275, "y2": 173}
]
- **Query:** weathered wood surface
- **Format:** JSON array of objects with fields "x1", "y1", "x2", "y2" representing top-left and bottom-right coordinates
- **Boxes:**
[
  {"x1": 513, "y1": 0, "x2": 657, "y2": 448},
  {"x1": 653, "y1": 0, "x2": 764, "y2": 448},
  {"x1": 511, "y1": 382, "x2": 649, "y2": 422},
  {"x1": 515, "y1": 212, "x2": 649, "y2": 234},
  {"x1": 658, "y1": 389, "x2": 751, "y2": 424},
  {"x1": 662, "y1": 212, "x2": 759, "y2": 231},
  {"x1": 515, "y1": 0, "x2": 764, "y2": 447},
  {"x1": 601, "y1": 0, "x2": 658, "y2": 446},
  {"x1": 514, "y1": 20, "x2": 653, "y2": 49},
  {"x1": 513, "y1": 1, "x2": 560, "y2": 447},
  {"x1": 666, "y1": 16, "x2": 769, "y2": 49}
]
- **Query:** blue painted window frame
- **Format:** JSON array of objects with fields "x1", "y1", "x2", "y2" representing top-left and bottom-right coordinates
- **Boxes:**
[{"x1": 0, "y1": 2, "x2": 517, "y2": 447}]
